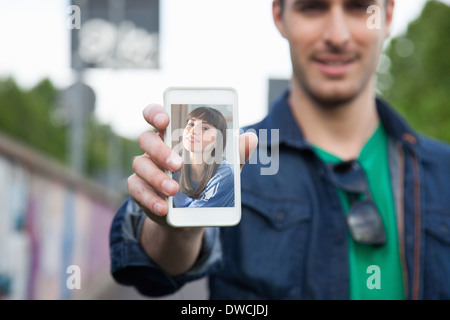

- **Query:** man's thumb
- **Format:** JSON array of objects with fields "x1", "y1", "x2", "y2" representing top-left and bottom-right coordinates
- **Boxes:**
[{"x1": 239, "y1": 132, "x2": 258, "y2": 170}]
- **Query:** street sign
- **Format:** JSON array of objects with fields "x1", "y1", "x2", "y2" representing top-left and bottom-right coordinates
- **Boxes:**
[{"x1": 71, "y1": 0, "x2": 159, "y2": 69}]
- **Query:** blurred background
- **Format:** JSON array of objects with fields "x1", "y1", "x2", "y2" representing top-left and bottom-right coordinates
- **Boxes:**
[{"x1": 0, "y1": 0, "x2": 449, "y2": 300}]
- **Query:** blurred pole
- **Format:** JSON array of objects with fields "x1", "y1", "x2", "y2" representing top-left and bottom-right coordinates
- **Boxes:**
[
  {"x1": 106, "y1": 0, "x2": 125, "y2": 188},
  {"x1": 69, "y1": 74, "x2": 86, "y2": 174},
  {"x1": 107, "y1": 128, "x2": 123, "y2": 190},
  {"x1": 68, "y1": 1, "x2": 89, "y2": 175},
  {"x1": 64, "y1": 72, "x2": 95, "y2": 175}
]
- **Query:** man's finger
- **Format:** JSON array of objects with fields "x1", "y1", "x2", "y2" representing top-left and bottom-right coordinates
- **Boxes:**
[
  {"x1": 127, "y1": 173, "x2": 168, "y2": 217},
  {"x1": 143, "y1": 103, "x2": 170, "y2": 132},
  {"x1": 138, "y1": 130, "x2": 183, "y2": 172},
  {"x1": 239, "y1": 132, "x2": 258, "y2": 170}
]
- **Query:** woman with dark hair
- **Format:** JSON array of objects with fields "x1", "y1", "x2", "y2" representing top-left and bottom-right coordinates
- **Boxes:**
[{"x1": 173, "y1": 106, "x2": 234, "y2": 208}]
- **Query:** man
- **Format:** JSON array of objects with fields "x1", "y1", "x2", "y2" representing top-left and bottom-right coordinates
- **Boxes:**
[{"x1": 110, "y1": 0, "x2": 450, "y2": 299}]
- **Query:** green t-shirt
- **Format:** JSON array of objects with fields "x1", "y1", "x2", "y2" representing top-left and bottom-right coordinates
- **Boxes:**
[{"x1": 313, "y1": 124, "x2": 405, "y2": 300}]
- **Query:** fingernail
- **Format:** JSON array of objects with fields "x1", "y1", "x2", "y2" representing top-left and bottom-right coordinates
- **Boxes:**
[
  {"x1": 166, "y1": 151, "x2": 182, "y2": 171},
  {"x1": 153, "y1": 202, "x2": 164, "y2": 215},
  {"x1": 154, "y1": 113, "x2": 169, "y2": 127},
  {"x1": 162, "y1": 179, "x2": 178, "y2": 195}
]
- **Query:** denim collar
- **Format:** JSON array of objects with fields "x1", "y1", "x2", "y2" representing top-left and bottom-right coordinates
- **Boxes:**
[{"x1": 264, "y1": 90, "x2": 419, "y2": 151}]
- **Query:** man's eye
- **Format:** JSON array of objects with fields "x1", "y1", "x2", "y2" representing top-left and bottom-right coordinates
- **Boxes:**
[
  {"x1": 296, "y1": 3, "x2": 327, "y2": 13},
  {"x1": 347, "y1": 1, "x2": 373, "y2": 12},
  {"x1": 348, "y1": 4, "x2": 368, "y2": 11}
]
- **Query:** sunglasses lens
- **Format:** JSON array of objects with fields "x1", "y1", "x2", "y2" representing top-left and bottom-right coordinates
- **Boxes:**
[
  {"x1": 347, "y1": 200, "x2": 385, "y2": 245},
  {"x1": 332, "y1": 161, "x2": 367, "y2": 194}
]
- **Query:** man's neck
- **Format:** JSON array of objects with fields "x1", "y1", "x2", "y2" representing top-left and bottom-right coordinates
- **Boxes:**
[{"x1": 289, "y1": 78, "x2": 380, "y2": 161}]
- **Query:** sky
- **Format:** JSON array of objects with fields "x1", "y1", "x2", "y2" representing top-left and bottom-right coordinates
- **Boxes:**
[{"x1": 1, "y1": 0, "x2": 448, "y2": 139}]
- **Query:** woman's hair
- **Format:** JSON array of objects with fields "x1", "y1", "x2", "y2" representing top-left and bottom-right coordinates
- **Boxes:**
[{"x1": 179, "y1": 106, "x2": 228, "y2": 199}]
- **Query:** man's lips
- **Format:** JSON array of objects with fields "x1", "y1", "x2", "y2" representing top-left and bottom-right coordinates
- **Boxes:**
[{"x1": 312, "y1": 55, "x2": 358, "y2": 77}]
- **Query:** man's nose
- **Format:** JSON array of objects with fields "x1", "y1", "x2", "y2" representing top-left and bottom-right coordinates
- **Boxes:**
[{"x1": 323, "y1": 6, "x2": 351, "y2": 49}]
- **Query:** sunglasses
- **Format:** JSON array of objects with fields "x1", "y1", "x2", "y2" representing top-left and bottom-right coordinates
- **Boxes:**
[{"x1": 329, "y1": 160, "x2": 385, "y2": 246}]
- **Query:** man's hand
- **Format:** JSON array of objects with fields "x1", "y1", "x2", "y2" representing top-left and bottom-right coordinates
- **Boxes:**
[{"x1": 128, "y1": 103, "x2": 258, "y2": 226}]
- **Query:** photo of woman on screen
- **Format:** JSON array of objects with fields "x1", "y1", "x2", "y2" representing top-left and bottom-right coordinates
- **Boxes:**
[{"x1": 172, "y1": 106, "x2": 234, "y2": 208}]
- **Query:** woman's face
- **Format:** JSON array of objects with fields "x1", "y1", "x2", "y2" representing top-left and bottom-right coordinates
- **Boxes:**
[{"x1": 183, "y1": 117, "x2": 218, "y2": 153}]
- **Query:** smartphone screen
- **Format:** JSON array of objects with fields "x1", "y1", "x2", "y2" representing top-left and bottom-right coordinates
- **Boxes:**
[
  {"x1": 164, "y1": 88, "x2": 241, "y2": 227},
  {"x1": 170, "y1": 104, "x2": 235, "y2": 208}
]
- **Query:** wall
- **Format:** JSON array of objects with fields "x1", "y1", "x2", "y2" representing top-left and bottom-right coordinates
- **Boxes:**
[{"x1": 0, "y1": 131, "x2": 123, "y2": 300}]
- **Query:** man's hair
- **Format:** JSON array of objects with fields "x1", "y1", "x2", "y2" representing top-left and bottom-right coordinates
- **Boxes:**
[{"x1": 277, "y1": 0, "x2": 390, "y2": 11}]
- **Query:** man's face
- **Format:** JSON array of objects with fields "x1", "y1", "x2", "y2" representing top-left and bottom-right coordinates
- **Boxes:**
[{"x1": 273, "y1": 0, "x2": 394, "y2": 106}]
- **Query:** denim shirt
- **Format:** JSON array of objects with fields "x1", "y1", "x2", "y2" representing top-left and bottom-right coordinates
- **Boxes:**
[{"x1": 110, "y1": 91, "x2": 450, "y2": 299}]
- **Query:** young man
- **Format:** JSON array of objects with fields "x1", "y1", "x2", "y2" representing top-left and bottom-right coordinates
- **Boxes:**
[{"x1": 110, "y1": 0, "x2": 450, "y2": 299}]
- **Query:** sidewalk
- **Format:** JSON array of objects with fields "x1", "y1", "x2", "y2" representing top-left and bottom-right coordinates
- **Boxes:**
[{"x1": 95, "y1": 277, "x2": 208, "y2": 300}]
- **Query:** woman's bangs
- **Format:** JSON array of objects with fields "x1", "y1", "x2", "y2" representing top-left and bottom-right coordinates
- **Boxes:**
[{"x1": 188, "y1": 107, "x2": 220, "y2": 128}]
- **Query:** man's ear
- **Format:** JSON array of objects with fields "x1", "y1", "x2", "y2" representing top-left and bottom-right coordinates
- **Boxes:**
[{"x1": 273, "y1": 0, "x2": 287, "y2": 39}]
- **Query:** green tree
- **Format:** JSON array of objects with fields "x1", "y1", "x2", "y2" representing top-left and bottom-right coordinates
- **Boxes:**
[
  {"x1": 379, "y1": 0, "x2": 450, "y2": 143},
  {"x1": 0, "y1": 77, "x2": 140, "y2": 191},
  {"x1": 0, "y1": 78, "x2": 67, "y2": 162}
]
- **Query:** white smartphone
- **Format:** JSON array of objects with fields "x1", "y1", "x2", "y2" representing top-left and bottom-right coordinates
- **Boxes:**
[{"x1": 163, "y1": 87, "x2": 241, "y2": 227}]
